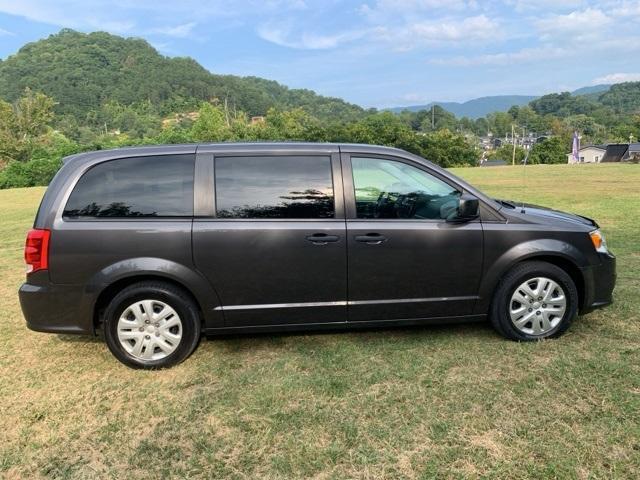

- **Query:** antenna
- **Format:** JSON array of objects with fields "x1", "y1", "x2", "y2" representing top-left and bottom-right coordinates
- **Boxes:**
[{"x1": 521, "y1": 147, "x2": 529, "y2": 213}]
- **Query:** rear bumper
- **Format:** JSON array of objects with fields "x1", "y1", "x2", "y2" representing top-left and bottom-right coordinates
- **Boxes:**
[
  {"x1": 19, "y1": 274, "x2": 93, "y2": 335},
  {"x1": 580, "y1": 253, "x2": 616, "y2": 314}
]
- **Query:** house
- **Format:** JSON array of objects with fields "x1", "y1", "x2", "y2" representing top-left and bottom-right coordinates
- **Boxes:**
[
  {"x1": 601, "y1": 144, "x2": 630, "y2": 163},
  {"x1": 567, "y1": 145, "x2": 606, "y2": 164},
  {"x1": 622, "y1": 143, "x2": 640, "y2": 163}
]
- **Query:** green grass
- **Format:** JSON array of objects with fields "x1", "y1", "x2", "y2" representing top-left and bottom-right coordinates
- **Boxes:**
[{"x1": 1, "y1": 163, "x2": 639, "y2": 479}]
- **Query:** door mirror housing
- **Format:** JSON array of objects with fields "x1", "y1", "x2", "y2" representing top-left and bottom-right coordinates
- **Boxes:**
[{"x1": 447, "y1": 194, "x2": 479, "y2": 223}]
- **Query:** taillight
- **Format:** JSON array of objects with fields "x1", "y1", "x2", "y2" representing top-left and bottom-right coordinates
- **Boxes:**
[{"x1": 24, "y1": 229, "x2": 50, "y2": 273}]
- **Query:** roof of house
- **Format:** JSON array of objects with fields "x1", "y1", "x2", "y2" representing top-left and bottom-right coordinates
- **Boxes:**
[
  {"x1": 601, "y1": 143, "x2": 630, "y2": 162},
  {"x1": 579, "y1": 144, "x2": 606, "y2": 151},
  {"x1": 628, "y1": 143, "x2": 640, "y2": 152}
]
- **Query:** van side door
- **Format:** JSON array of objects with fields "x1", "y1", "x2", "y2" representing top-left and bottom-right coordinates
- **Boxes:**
[
  {"x1": 342, "y1": 153, "x2": 483, "y2": 322},
  {"x1": 192, "y1": 149, "x2": 348, "y2": 328}
]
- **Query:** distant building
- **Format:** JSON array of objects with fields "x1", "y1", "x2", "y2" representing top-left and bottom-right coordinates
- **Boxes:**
[
  {"x1": 480, "y1": 159, "x2": 508, "y2": 167},
  {"x1": 601, "y1": 144, "x2": 631, "y2": 163},
  {"x1": 566, "y1": 145, "x2": 606, "y2": 164}
]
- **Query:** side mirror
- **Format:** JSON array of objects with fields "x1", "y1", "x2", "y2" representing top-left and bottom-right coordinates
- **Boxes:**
[{"x1": 447, "y1": 194, "x2": 479, "y2": 223}]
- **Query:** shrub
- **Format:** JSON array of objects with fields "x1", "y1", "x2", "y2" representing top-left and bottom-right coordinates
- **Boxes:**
[{"x1": 0, "y1": 156, "x2": 62, "y2": 189}]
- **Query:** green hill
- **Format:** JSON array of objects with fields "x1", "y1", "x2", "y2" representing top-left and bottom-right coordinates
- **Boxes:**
[{"x1": 0, "y1": 29, "x2": 365, "y2": 122}]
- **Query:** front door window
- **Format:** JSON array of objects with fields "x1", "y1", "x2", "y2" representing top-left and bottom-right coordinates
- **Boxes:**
[{"x1": 351, "y1": 157, "x2": 460, "y2": 220}]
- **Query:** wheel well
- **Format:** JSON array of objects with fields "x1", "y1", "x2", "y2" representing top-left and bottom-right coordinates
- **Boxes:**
[
  {"x1": 93, "y1": 275, "x2": 204, "y2": 332},
  {"x1": 516, "y1": 255, "x2": 585, "y2": 309}
]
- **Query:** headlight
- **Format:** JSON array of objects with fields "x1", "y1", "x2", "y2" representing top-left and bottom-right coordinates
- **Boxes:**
[{"x1": 589, "y1": 229, "x2": 609, "y2": 253}]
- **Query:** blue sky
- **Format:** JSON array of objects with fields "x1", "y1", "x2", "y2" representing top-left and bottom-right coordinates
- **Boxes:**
[{"x1": 0, "y1": 0, "x2": 639, "y2": 108}]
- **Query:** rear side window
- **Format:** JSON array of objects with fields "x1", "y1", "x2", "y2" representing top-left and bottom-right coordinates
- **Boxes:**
[
  {"x1": 215, "y1": 156, "x2": 334, "y2": 219},
  {"x1": 63, "y1": 155, "x2": 194, "y2": 218}
]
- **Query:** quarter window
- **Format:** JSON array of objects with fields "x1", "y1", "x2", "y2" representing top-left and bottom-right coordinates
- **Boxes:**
[
  {"x1": 351, "y1": 157, "x2": 460, "y2": 220},
  {"x1": 63, "y1": 155, "x2": 194, "y2": 218},
  {"x1": 215, "y1": 156, "x2": 334, "y2": 219}
]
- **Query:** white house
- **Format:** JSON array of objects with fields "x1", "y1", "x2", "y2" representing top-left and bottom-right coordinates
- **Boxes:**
[{"x1": 567, "y1": 145, "x2": 606, "y2": 164}]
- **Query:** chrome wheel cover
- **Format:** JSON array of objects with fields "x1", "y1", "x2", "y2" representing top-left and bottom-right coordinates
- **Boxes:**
[
  {"x1": 509, "y1": 277, "x2": 567, "y2": 336},
  {"x1": 117, "y1": 299, "x2": 183, "y2": 360}
]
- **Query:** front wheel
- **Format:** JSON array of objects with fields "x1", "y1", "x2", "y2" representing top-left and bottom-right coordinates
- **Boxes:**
[
  {"x1": 103, "y1": 281, "x2": 201, "y2": 369},
  {"x1": 490, "y1": 261, "x2": 578, "y2": 341}
]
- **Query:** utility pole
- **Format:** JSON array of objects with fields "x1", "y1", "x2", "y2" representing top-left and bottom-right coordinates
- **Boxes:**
[
  {"x1": 224, "y1": 97, "x2": 230, "y2": 127},
  {"x1": 431, "y1": 105, "x2": 435, "y2": 130},
  {"x1": 511, "y1": 124, "x2": 516, "y2": 165}
]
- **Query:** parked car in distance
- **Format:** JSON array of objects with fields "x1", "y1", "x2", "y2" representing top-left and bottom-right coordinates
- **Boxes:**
[{"x1": 20, "y1": 143, "x2": 616, "y2": 368}]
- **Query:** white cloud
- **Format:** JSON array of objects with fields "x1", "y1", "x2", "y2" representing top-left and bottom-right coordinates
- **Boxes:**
[
  {"x1": 410, "y1": 14, "x2": 496, "y2": 42},
  {"x1": 535, "y1": 7, "x2": 612, "y2": 39},
  {"x1": 0, "y1": 0, "x2": 309, "y2": 34},
  {"x1": 431, "y1": 45, "x2": 568, "y2": 66},
  {"x1": 258, "y1": 23, "x2": 367, "y2": 49},
  {"x1": 150, "y1": 22, "x2": 196, "y2": 38},
  {"x1": 504, "y1": 0, "x2": 586, "y2": 12},
  {"x1": 0, "y1": 0, "x2": 137, "y2": 33},
  {"x1": 0, "y1": 26, "x2": 13, "y2": 35},
  {"x1": 360, "y1": 0, "x2": 473, "y2": 15},
  {"x1": 373, "y1": 14, "x2": 500, "y2": 51},
  {"x1": 592, "y1": 72, "x2": 640, "y2": 84}
]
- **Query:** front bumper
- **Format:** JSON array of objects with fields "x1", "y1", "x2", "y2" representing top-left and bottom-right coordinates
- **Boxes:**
[
  {"x1": 580, "y1": 252, "x2": 616, "y2": 314},
  {"x1": 19, "y1": 272, "x2": 93, "y2": 335}
]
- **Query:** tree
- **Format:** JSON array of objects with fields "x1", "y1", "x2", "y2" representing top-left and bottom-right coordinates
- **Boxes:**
[
  {"x1": 419, "y1": 106, "x2": 457, "y2": 132},
  {"x1": 189, "y1": 102, "x2": 231, "y2": 142},
  {"x1": 486, "y1": 111, "x2": 513, "y2": 137},
  {"x1": 528, "y1": 137, "x2": 567, "y2": 164},
  {"x1": 418, "y1": 129, "x2": 480, "y2": 167},
  {"x1": 487, "y1": 145, "x2": 526, "y2": 164},
  {"x1": 0, "y1": 89, "x2": 57, "y2": 163}
]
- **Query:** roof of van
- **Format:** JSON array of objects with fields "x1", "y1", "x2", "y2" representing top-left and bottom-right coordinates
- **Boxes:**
[{"x1": 62, "y1": 142, "x2": 413, "y2": 163}]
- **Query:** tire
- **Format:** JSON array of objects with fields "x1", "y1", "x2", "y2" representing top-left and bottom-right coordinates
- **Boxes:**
[
  {"x1": 489, "y1": 261, "x2": 578, "y2": 341},
  {"x1": 103, "y1": 281, "x2": 201, "y2": 369}
]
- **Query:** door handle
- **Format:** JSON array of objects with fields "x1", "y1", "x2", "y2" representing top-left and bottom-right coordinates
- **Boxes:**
[
  {"x1": 355, "y1": 233, "x2": 387, "y2": 245},
  {"x1": 306, "y1": 233, "x2": 340, "y2": 245}
]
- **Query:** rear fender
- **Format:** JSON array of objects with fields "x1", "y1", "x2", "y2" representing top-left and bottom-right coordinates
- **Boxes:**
[{"x1": 85, "y1": 257, "x2": 223, "y2": 329}]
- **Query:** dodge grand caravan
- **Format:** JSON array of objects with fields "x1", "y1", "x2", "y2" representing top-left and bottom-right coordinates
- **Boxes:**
[{"x1": 19, "y1": 143, "x2": 616, "y2": 368}]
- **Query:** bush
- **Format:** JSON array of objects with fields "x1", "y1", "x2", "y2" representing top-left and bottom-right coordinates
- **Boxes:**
[{"x1": 0, "y1": 156, "x2": 62, "y2": 188}]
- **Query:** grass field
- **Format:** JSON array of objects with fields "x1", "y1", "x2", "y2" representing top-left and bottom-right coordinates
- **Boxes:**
[{"x1": 0, "y1": 164, "x2": 638, "y2": 479}]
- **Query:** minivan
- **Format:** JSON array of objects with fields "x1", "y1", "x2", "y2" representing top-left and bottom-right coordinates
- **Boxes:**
[{"x1": 19, "y1": 143, "x2": 616, "y2": 368}]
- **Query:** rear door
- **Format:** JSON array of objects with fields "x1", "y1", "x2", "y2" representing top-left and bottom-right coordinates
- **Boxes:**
[
  {"x1": 192, "y1": 148, "x2": 347, "y2": 327},
  {"x1": 342, "y1": 152, "x2": 483, "y2": 322}
]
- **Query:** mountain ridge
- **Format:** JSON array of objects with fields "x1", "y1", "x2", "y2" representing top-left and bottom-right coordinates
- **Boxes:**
[
  {"x1": 0, "y1": 29, "x2": 365, "y2": 123},
  {"x1": 388, "y1": 85, "x2": 612, "y2": 119}
]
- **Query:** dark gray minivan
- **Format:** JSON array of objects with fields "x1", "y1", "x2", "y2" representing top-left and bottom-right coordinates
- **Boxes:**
[{"x1": 20, "y1": 143, "x2": 616, "y2": 368}]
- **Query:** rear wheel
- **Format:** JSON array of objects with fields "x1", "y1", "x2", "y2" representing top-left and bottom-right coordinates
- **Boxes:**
[
  {"x1": 490, "y1": 261, "x2": 578, "y2": 341},
  {"x1": 103, "y1": 281, "x2": 201, "y2": 369}
]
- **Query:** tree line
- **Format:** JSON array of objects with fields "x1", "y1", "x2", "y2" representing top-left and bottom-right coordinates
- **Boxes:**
[{"x1": 2, "y1": 82, "x2": 640, "y2": 188}]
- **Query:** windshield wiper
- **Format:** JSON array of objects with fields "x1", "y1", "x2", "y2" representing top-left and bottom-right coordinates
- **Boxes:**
[{"x1": 494, "y1": 198, "x2": 516, "y2": 209}]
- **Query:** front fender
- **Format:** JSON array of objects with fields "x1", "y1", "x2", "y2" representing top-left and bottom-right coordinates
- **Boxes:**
[{"x1": 475, "y1": 239, "x2": 588, "y2": 313}]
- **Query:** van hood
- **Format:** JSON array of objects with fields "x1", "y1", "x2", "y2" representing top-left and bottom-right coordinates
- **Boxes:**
[{"x1": 495, "y1": 199, "x2": 598, "y2": 229}]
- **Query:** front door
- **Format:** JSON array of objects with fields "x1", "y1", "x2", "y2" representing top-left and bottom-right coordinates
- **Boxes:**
[
  {"x1": 343, "y1": 154, "x2": 483, "y2": 322},
  {"x1": 193, "y1": 152, "x2": 347, "y2": 327}
]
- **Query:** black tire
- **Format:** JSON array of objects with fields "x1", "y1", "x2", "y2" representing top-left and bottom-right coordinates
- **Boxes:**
[
  {"x1": 103, "y1": 281, "x2": 201, "y2": 369},
  {"x1": 490, "y1": 261, "x2": 578, "y2": 341}
]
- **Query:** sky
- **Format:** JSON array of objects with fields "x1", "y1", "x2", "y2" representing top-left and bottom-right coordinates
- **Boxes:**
[{"x1": 0, "y1": 0, "x2": 639, "y2": 108}]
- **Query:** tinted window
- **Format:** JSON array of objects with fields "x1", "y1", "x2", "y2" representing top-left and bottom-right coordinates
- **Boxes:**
[
  {"x1": 215, "y1": 156, "x2": 334, "y2": 219},
  {"x1": 64, "y1": 155, "x2": 194, "y2": 218},
  {"x1": 351, "y1": 157, "x2": 460, "y2": 220}
]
